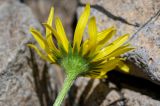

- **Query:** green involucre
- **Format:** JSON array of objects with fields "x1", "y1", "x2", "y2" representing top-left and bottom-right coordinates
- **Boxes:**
[{"x1": 60, "y1": 52, "x2": 89, "y2": 77}]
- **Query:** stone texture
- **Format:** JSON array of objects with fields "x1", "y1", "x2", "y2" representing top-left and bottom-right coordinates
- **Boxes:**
[
  {"x1": 78, "y1": 0, "x2": 160, "y2": 84},
  {"x1": 0, "y1": 0, "x2": 78, "y2": 106},
  {"x1": 68, "y1": 72, "x2": 160, "y2": 106},
  {"x1": 0, "y1": 1, "x2": 59, "y2": 106},
  {"x1": 1, "y1": 0, "x2": 160, "y2": 106},
  {"x1": 122, "y1": 89, "x2": 160, "y2": 106},
  {"x1": 68, "y1": 78, "x2": 123, "y2": 106},
  {"x1": 75, "y1": 0, "x2": 160, "y2": 106}
]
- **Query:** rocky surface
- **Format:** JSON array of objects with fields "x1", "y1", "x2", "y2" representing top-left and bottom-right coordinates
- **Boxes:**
[
  {"x1": 75, "y1": 0, "x2": 160, "y2": 106},
  {"x1": 122, "y1": 89, "x2": 160, "y2": 106},
  {"x1": 78, "y1": 0, "x2": 160, "y2": 84},
  {"x1": 68, "y1": 72, "x2": 160, "y2": 106},
  {"x1": 0, "y1": 1, "x2": 59, "y2": 106},
  {"x1": 0, "y1": 0, "x2": 78, "y2": 106},
  {"x1": 0, "y1": 0, "x2": 160, "y2": 106}
]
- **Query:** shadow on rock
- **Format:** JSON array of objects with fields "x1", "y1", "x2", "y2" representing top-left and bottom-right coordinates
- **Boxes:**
[
  {"x1": 107, "y1": 70, "x2": 160, "y2": 100},
  {"x1": 27, "y1": 48, "x2": 55, "y2": 106}
]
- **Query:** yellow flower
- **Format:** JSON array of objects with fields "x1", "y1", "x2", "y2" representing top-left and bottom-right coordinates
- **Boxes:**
[
  {"x1": 28, "y1": 4, "x2": 134, "y2": 106},
  {"x1": 28, "y1": 4, "x2": 134, "y2": 78}
]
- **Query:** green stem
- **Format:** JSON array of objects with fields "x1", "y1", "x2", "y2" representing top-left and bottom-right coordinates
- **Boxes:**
[{"x1": 53, "y1": 75, "x2": 76, "y2": 106}]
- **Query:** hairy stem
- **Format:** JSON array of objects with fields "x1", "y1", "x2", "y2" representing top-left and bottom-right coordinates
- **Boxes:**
[{"x1": 53, "y1": 75, "x2": 76, "y2": 106}]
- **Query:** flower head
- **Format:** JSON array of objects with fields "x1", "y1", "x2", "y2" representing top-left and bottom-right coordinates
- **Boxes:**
[
  {"x1": 28, "y1": 4, "x2": 134, "y2": 106},
  {"x1": 28, "y1": 4, "x2": 133, "y2": 78}
]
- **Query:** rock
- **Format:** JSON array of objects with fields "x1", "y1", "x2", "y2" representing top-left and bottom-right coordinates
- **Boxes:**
[
  {"x1": 0, "y1": 0, "x2": 39, "y2": 72},
  {"x1": 0, "y1": 1, "x2": 59, "y2": 106},
  {"x1": 78, "y1": 0, "x2": 160, "y2": 84},
  {"x1": 68, "y1": 71, "x2": 160, "y2": 106},
  {"x1": 68, "y1": 78, "x2": 124, "y2": 106},
  {"x1": 1, "y1": 0, "x2": 159, "y2": 106},
  {"x1": 75, "y1": 0, "x2": 160, "y2": 105},
  {"x1": 108, "y1": 71, "x2": 160, "y2": 106},
  {"x1": 122, "y1": 89, "x2": 160, "y2": 106}
]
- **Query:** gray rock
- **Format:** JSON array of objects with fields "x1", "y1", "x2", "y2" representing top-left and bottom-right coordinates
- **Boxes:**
[
  {"x1": 78, "y1": 0, "x2": 160, "y2": 85},
  {"x1": 70, "y1": 76, "x2": 160, "y2": 106},
  {"x1": 0, "y1": 1, "x2": 40, "y2": 72},
  {"x1": 0, "y1": 1, "x2": 58, "y2": 106},
  {"x1": 1, "y1": 0, "x2": 159, "y2": 106},
  {"x1": 69, "y1": 78, "x2": 123, "y2": 106},
  {"x1": 122, "y1": 89, "x2": 160, "y2": 106},
  {"x1": 75, "y1": 0, "x2": 160, "y2": 106}
]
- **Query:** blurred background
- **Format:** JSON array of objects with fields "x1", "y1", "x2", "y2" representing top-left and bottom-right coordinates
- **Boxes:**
[{"x1": 0, "y1": 0, "x2": 160, "y2": 106}]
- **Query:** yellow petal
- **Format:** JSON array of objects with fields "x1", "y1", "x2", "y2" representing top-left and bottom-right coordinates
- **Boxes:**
[
  {"x1": 55, "y1": 17, "x2": 69, "y2": 52},
  {"x1": 45, "y1": 7, "x2": 58, "y2": 51},
  {"x1": 96, "y1": 75, "x2": 108, "y2": 79},
  {"x1": 46, "y1": 33, "x2": 59, "y2": 52},
  {"x1": 87, "y1": 58, "x2": 129, "y2": 79},
  {"x1": 117, "y1": 61, "x2": 129, "y2": 73},
  {"x1": 98, "y1": 58, "x2": 120, "y2": 69},
  {"x1": 94, "y1": 27, "x2": 116, "y2": 57},
  {"x1": 93, "y1": 34, "x2": 129, "y2": 61},
  {"x1": 84, "y1": 69, "x2": 108, "y2": 79},
  {"x1": 73, "y1": 4, "x2": 90, "y2": 51},
  {"x1": 30, "y1": 27, "x2": 47, "y2": 50},
  {"x1": 46, "y1": 7, "x2": 54, "y2": 36},
  {"x1": 81, "y1": 17, "x2": 97, "y2": 56},
  {"x1": 86, "y1": 59, "x2": 120, "y2": 79},
  {"x1": 43, "y1": 23, "x2": 61, "y2": 45},
  {"x1": 107, "y1": 34, "x2": 130, "y2": 52},
  {"x1": 81, "y1": 39, "x2": 89, "y2": 56},
  {"x1": 87, "y1": 74, "x2": 108, "y2": 79},
  {"x1": 27, "y1": 44, "x2": 55, "y2": 63},
  {"x1": 97, "y1": 27, "x2": 116, "y2": 46},
  {"x1": 88, "y1": 17, "x2": 97, "y2": 53},
  {"x1": 48, "y1": 54, "x2": 56, "y2": 63},
  {"x1": 106, "y1": 46, "x2": 134, "y2": 59}
]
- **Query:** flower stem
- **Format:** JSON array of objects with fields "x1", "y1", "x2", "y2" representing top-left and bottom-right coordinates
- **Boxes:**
[{"x1": 53, "y1": 75, "x2": 76, "y2": 106}]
